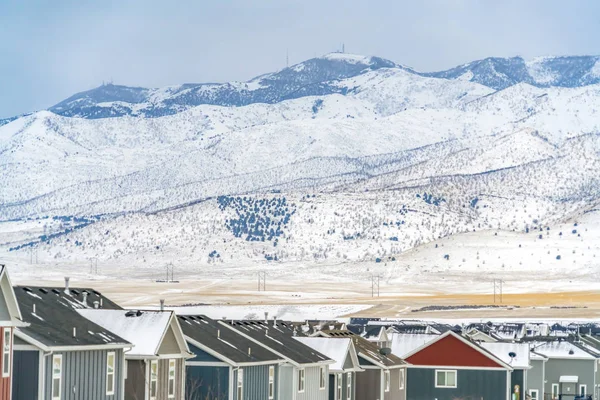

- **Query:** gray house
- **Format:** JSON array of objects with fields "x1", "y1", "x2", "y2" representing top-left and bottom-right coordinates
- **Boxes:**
[
  {"x1": 531, "y1": 339, "x2": 598, "y2": 399},
  {"x1": 177, "y1": 315, "x2": 285, "y2": 400},
  {"x1": 79, "y1": 309, "x2": 192, "y2": 400},
  {"x1": 12, "y1": 285, "x2": 131, "y2": 400},
  {"x1": 294, "y1": 337, "x2": 363, "y2": 400},
  {"x1": 222, "y1": 319, "x2": 334, "y2": 400},
  {"x1": 316, "y1": 330, "x2": 407, "y2": 400},
  {"x1": 526, "y1": 350, "x2": 547, "y2": 400}
]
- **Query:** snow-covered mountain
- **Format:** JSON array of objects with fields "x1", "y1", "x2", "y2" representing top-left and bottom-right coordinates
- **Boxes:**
[{"x1": 1, "y1": 52, "x2": 600, "y2": 277}]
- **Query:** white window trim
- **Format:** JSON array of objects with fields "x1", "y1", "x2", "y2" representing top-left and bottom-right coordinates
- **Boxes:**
[
  {"x1": 106, "y1": 352, "x2": 115, "y2": 395},
  {"x1": 237, "y1": 368, "x2": 244, "y2": 400},
  {"x1": 150, "y1": 360, "x2": 158, "y2": 400},
  {"x1": 319, "y1": 366, "x2": 326, "y2": 390},
  {"x1": 298, "y1": 369, "x2": 305, "y2": 393},
  {"x1": 384, "y1": 370, "x2": 390, "y2": 392},
  {"x1": 528, "y1": 389, "x2": 539, "y2": 400},
  {"x1": 168, "y1": 359, "x2": 176, "y2": 398},
  {"x1": 337, "y1": 373, "x2": 342, "y2": 400},
  {"x1": 580, "y1": 384, "x2": 587, "y2": 396},
  {"x1": 434, "y1": 370, "x2": 457, "y2": 389},
  {"x1": 399, "y1": 369, "x2": 404, "y2": 390},
  {"x1": 2, "y1": 329, "x2": 11, "y2": 378},
  {"x1": 346, "y1": 372, "x2": 351, "y2": 400},
  {"x1": 268, "y1": 366, "x2": 275, "y2": 400},
  {"x1": 551, "y1": 383, "x2": 559, "y2": 399},
  {"x1": 52, "y1": 354, "x2": 62, "y2": 400}
]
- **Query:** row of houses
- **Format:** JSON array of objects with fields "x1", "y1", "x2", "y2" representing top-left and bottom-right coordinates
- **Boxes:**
[{"x1": 0, "y1": 266, "x2": 598, "y2": 400}]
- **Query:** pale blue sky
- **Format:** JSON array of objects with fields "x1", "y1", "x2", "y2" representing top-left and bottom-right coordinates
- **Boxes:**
[{"x1": 1, "y1": 0, "x2": 598, "y2": 118}]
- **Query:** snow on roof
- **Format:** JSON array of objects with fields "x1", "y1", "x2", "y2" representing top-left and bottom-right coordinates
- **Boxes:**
[
  {"x1": 532, "y1": 341, "x2": 596, "y2": 360},
  {"x1": 78, "y1": 309, "x2": 171, "y2": 357},
  {"x1": 480, "y1": 342, "x2": 530, "y2": 369},
  {"x1": 295, "y1": 337, "x2": 350, "y2": 371},
  {"x1": 390, "y1": 333, "x2": 439, "y2": 358},
  {"x1": 560, "y1": 375, "x2": 578, "y2": 383}
]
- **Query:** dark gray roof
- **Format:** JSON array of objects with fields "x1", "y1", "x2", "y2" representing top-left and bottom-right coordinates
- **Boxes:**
[
  {"x1": 224, "y1": 320, "x2": 332, "y2": 365},
  {"x1": 321, "y1": 330, "x2": 406, "y2": 368},
  {"x1": 179, "y1": 315, "x2": 283, "y2": 364},
  {"x1": 14, "y1": 286, "x2": 129, "y2": 348}
]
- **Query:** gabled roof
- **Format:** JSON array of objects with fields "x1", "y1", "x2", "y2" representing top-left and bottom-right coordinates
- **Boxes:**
[
  {"x1": 317, "y1": 330, "x2": 406, "y2": 369},
  {"x1": 479, "y1": 342, "x2": 531, "y2": 369},
  {"x1": 531, "y1": 340, "x2": 598, "y2": 360},
  {"x1": 14, "y1": 286, "x2": 130, "y2": 350},
  {"x1": 294, "y1": 337, "x2": 362, "y2": 372},
  {"x1": 178, "y1": 315, "x2": 284, "y2": 366},
  {"x1": 0, "y1": 267, "x2": 26, "y2": 327},
  {"x1": 78, "y1": 309, "x2": 190, "y2": 358},
  {"x1": 389, "y1": 333, "x2": 439, "y2": 358},
  {"x1": 221, "y1": 320, "x2": 333, "y2": 367},
  {"x1": 403, "y1": 331, "x2": 513, "y2": 370}
]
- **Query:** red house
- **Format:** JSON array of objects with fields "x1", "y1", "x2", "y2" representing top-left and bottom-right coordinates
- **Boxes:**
[
  {"x1": 403, "y1": 331, "x2": 514, "y2": 400},
  {"x1": 0, "y1": 266, "x2": 27, "y2": 399}
]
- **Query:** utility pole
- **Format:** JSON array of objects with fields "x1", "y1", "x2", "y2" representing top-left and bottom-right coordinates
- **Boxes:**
[
  {"x1": 258, "y1": 271, "x2": 266, "y2": 291},
  {"x1": 371, "y1": 274, "x2": 380, "y2": 298},
  {"x1": 493, "y1": 279, "x2": 505, "y2": 304},
  {"x1": 166, "y1": 263, "x2": 174, "y2": 282},
  {"x1": 89, "y1": 257, "x2": 98, "y2": 274}
]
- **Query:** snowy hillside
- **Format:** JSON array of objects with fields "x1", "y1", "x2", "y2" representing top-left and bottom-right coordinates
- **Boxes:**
[{"x1": 1, "y1": 53, "x2": 600, "y2": 282}]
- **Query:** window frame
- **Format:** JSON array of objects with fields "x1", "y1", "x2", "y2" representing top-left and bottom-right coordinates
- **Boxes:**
[
  {"x1": 336, "y1": 373, "x2": 342, "y2": 400},
  {"x1": 551, "y1": 383, "x2": 559, "y2": 399},
  {"x1": 268, "y1": 366, "x2": 275, "y2": 400},
  {"x1": 2, "y1": 329, "x2": 11, "y2": 378},
  {"x1": 434, "y1": 370, "x2": 457, "y2": 389},
  {"x1": 168, "y1": 359, "x2": 176, "y2": 398},
  {"x1": 52, "y1": 354, "x2": 62, "y2": 400},
  {"x1": 399, "y1": 369, "x2": 404, "y2": 390},
  {"x1": 106, "y1": 352, "x2": 116, "y2": 395},
  {"x1": 579, "y1": 384, "x2": 587, "y2": 396},
  {"x1": 298, "y1": 368, "x2": 305, "y2": 393},
  {"x1": 346, "y1": 372, "x2": 351, "y2": 400},
  {"x1": 237, "y1": 368, "x2": 244, "y2": 400},
  {"x1": 319, "y1": 366, "x2": 326, "y2": 390},
  {"x1": 384, "y1": 370, "x2": 390, "y2": 392},
  {"x1": 150, "y1": 360, "x2": 158, "y2": 400},
  {"x1": 528, "y1": 389, "x2": 539, "y2": 400}
]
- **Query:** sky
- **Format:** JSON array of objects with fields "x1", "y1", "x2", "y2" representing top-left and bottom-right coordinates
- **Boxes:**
[{"x1": 1, "y1": 0, "x2": 599, "y2": 118}]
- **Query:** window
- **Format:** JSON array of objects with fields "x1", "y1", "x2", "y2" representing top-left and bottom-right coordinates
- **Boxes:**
[
  {"x1": 529, "y1": 389, "x2": 539, "y2": 400},
  {"x1": 237, "y1": 368, "x2": 244, "y2": 400},
  {"x1": 435, "y1": 370, "x2": 457, "y2": 388},
  {"x1": 168, "y1": 359, "x2": 176, "y2": 398},
  {"x1": 551, "y1": 384, "x2": 559, "y2": 400},
  {"x1": 2, "y1": 329, "x2": 11, "y2": 377},
  {"x1": 399, "y1": 369, "x2": 404, "y2": 390},
  {"x1": 320, "y1": 367, "x2": 326, "y2": 390},
  {"x1": 106, "y1": 352, "x2": 115, "y2": 395},
  {"x1": 384, "y1": 370, "x2": 390, "y2": 392},
  {"x1": 150, "y1": 360, "x2": 158, "y2": 399},
  {"x1": 336, "y1": 373, "x2": 342, "y2": 400},
  {"x1": 52, "y1": 355, "x2": 62, "y2": 400},
  {"x1": 580, "y1": 385, "x2": 587, "y2": 396},
  {"x1": 346, "y1": 372, "x2": 351, "y2": 400},
  {"x1": 269, "y1": 366, "x2": 275, "y2": 399},
  {"x1": 298, "y1": 369, "x2": 305, "y2": 392}
]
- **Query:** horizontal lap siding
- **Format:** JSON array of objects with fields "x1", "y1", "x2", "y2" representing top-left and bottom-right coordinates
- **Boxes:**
[
  {"x1": 46, "y1": 349, "x2": 124, "y2": 400},
  {"x1": 406, "y1": 368, "x2": 507, "y2": 400},
  {"x1": 12, "y1": 350, "x2": 39, "y2": 400}
]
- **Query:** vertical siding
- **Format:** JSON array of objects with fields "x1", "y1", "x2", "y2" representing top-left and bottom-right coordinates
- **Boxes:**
[
  {"x1": 543, "y1": 359, "x2": 595, "y2": 397},
  {"x1": 355, "y1": 369, "x2": 380, "y2": 400},
  {"x1": 383, "y1": 369, "x2": 405, "y2": 400},
  {"x1": 125, "y1": 359, "x2": 147, "y2": 400},
  {"x1": 340, "y1": 372, "x2": 355, "y2": 400},
  {"x1": 526, "y1": 359, "x2": 545, "y2": 396},
  {"x1": 45, "y1": 349, "x2": 125, "y2": 400},
  {"x1": 296, "y1": 366, "x2": 328, "y2": 400},
  {"x1": 511, "y1": 369, "x2": 524, "y2": 394},
  {"x1": 12, "y1": 350, "x2": 39, "y2": 400},
  {"x1": 236, "y1": 364, "x2": 278, "y2": 400},
  {"x1": 278, "y1": 366, "x2": 294, "y2": 400},
  {"x1": 0, "y1": 327, "x2": 11, "y2": 400},
  {"x1": 406, "y1": 367, "x2": 507, "y2": 400},
  {"x1": 155, "y1": 358, "x2": 184, "y2": 400},
  {"x1": 186, "y1": 365, "x2": 229, "y2": 400}
]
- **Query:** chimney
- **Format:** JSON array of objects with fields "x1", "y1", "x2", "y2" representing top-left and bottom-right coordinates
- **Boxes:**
[
  {"x1": 33, "y1": 303, "x2": 36, "y2": 314},
  {"x1": 72, "y1": 327, "x2": 76, "y2": 337},
  {"x1": 64, "y1": 277, "x2": 70, "y2": 295},
  {"x1": 160, "y1": 299, "x2": 165, "y2": 311},
  {"x1": 93, "y1": 301, "x2": 99, "y2": 309},
  {"x1": 82, "y1": 292, "x2": 88, "y2": 306},
  {"x1": 265, "y1": 312, "x2": 269, "y2": 323}
]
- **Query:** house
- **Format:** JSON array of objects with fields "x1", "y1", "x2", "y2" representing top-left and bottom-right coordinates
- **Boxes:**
[
  {"x1": 12, "y1": 285, "x2": 131, "y2": 400},
  {"x1": 79, "y1": 309, "x2": 192, "y2": 400},
  {"x1": 526, "y1": 350, "x2": 547, "y2": 400},
  {"x1": 294, "y1": 337, "x2": 363, "y2": 400},
  {"x1": 315, "y1": 330, "x2": 407, "y2": 400},
  {"x1": 347, "y1": 326, "x2": 391, "y2": 349},
  {"x1": 388, "y1": 333, "x2": 439, "y2": 359},
  {"x1": 530, "y1": 339, "x2": 599, "y2": 399},
  {"x1": 479, "y1": 342, "x2": 531, "y2": 394},
  {"x1": 0, "y1": 267, "x2": 28, "y2": 399},
  {"x1": 221, "y1": 319, "x2": 334, "y2": 400},
  {"x1": 402, "y1": 330, "x2": 514, "y2": 400},
  {"x1": 177, "y1": 315, "x2": 285, "y2": 400}
]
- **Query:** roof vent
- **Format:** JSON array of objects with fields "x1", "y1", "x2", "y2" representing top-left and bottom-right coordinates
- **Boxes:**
[
  {"x1": 569, "y1": 349, "x2": 575, "y2": 355},
  {"x1": 125, "y1": 311, "x2": 136, "y2": 317},
  {"x1": 265, "y1": 312, "x2": 269, "y2": 323},
  {"x1": 72, "y1": 327, "x2": 76, "y2": 337},
  {"x1": 379, "y1": 347, "x2": 392, "y2": 356},
  {"x1": 82, "y1": 292, "x2": 88, "y2": 306},
  {"x1": 39, "y1": 288, "x2": 48, "y2": 294},
  {"x1": 32, "y1": 303, "x2": 36, "y2": 314},
  {"x1": 93, "y1": 301, "x2": 99, "y2": 309},
  {"x1": 136, "y1": 310, "x2": 143, "y2": 317},
  {"x1": 217, "y1": 329, "x2": 221, "y2": 339},
  {"x1": 248, "y1": 347, "x2": 252, "y2": 356},
  {"x1": 508, "y1": 352, "x2": 517, "y2": 359},
  {"x1": 160, "y1": 299, "x2": 165, "y2": 311},
  {"x1": 64, "y1": 277, "x2": 70, "y2": 295}
]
